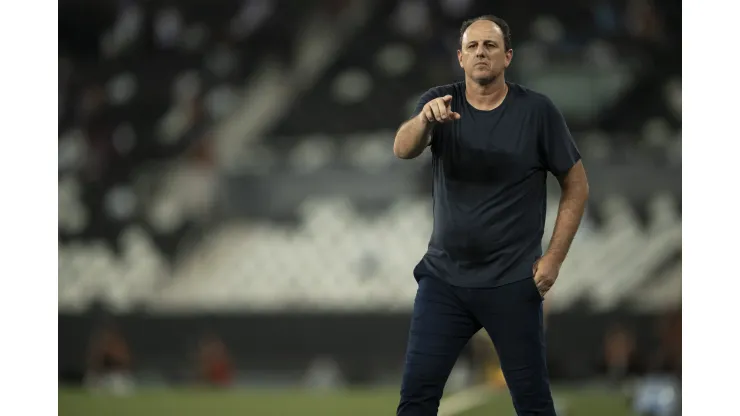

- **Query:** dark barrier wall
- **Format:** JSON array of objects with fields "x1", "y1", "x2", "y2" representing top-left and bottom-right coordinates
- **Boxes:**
[{"x1": 59, "y1": 309, "x2": 673, "y2": 384}]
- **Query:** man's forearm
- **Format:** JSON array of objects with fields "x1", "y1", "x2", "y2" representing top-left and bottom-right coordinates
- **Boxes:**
[
  {"x1": 393, "y1": 115, "x2": 433, "y2": 159},
  {"x1": 545, "y1": 161, "x2": 589, "y2": 264}
]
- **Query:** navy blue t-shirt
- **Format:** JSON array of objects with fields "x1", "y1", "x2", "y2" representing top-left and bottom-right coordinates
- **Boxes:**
[{"x1": 411, "y1": 81, "x2": 581, "y2": 288}]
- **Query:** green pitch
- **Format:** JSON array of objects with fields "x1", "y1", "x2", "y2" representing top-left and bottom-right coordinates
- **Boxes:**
[{"x1": 59, "y1": 387, "x2": 635, "y2": 416}]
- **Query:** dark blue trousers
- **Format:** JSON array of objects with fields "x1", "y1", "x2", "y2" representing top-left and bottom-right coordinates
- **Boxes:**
[{"x1": 397, "y1": 276, "x2": 556, "y2": 416}]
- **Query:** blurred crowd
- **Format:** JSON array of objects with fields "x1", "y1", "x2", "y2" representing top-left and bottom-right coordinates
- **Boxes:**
[
  {"x1": 84, "y1": 323, "x2": 234, "y2": 392},
  {"x1": 59, "y1": 0, "x2": 680, "y2": 263},
  {"x1": 82, "y1": 308, "x2": 680, "y2": 416}
]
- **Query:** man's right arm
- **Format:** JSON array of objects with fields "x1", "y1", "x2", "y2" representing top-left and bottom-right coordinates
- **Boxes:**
[
  {"x1": 392, "y1": 114, "x2": 433, "y2": 159},
  {"x1": 393, "y1": 90, "x2": 459, "y2": 159}
]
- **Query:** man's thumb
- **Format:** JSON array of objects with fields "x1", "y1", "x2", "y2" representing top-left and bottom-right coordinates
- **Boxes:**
[{"x1": 441, "y1": 95, "x2": 453, "y2": 102}]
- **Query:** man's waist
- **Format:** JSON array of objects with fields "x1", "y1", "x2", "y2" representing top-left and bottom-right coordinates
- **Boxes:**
[
  {"x1": 430, "y1": 236, "x2": 516, "y2": 257},
  {"x1": 427, "y1": 244, "x2": 522, "y2": 263},
  {"x1": 428, "y1": 235, "x2": 542, "y2": 261}
]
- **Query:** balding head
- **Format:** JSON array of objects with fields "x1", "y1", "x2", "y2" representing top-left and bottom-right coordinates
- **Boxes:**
[{"x1": 457, "y1": 15, "x2": 513, "y2": 85}]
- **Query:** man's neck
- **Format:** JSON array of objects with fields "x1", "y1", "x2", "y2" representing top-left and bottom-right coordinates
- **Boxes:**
[{"x1": 465, "y1": 76, "x2": 508, "y2": 111}]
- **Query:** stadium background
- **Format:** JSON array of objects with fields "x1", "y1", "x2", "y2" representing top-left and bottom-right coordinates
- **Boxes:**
[{"x1": 58, "y1": 0, "x2": 681, "y2": 414}]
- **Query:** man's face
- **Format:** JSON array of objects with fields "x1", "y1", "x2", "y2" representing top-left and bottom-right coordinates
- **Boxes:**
[{"x1": 457, "y1": 20, "x2": 512, "y2": 85}]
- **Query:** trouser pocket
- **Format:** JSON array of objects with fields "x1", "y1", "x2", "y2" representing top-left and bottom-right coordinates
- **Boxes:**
[{"x1": 530, "y1": 276, "x2": 544, "y2": 302}]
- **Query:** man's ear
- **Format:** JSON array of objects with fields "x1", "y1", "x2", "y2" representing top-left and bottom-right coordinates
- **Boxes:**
[{"x1": 504, "y1": 49, "x2": 513, "y2": 68}]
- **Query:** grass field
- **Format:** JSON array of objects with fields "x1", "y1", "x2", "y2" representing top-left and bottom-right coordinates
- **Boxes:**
[{"x1": 59, "y1": 387, "x2": 636, "y2": 416}]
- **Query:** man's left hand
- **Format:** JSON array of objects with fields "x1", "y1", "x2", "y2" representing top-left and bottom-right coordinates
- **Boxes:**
[{"x1": 533, "y1": 254, "x2": 562, "y2": 298}]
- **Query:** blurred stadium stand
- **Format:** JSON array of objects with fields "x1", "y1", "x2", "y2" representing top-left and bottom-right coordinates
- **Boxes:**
[{"x1": 59, "y1": 0, "x2": 681, "y2": 394}]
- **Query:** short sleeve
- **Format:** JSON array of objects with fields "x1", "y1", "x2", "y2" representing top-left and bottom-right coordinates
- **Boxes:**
[{"x1": 539, "y1": 97, "x2": 581, "y2": 176}]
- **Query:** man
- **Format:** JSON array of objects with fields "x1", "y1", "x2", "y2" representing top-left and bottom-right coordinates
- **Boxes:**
[{"x1": 392, "y1": 15, "x2": 589, "y2": 416}]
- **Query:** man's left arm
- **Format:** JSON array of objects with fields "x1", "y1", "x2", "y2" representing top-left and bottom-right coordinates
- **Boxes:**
[
  {"x1": 546, "y1": 161, "x2": 589, "y2": 264},
  {"x1": 533, "y1": 97, "x2": 590, "y2": 296}
]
